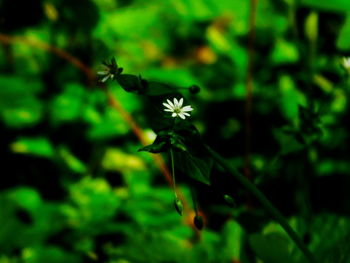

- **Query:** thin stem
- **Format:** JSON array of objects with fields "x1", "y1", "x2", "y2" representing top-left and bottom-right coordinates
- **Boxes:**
[
  {"x1": 170, "y1": 148, "x2": 177, "y2": 196},
  {"x1": 206, "y1": 146, "x2": 316, "y2": 263}
]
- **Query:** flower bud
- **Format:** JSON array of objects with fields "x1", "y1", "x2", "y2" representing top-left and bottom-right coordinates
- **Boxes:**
[
  {"x1": 224, "y1": 194, "x2": 236, "y2": 208},
  {"x1": 174, "y1": 197, "x2": 184, "y2": 216},
  {"x1": 189, "y1": 85, "x2": 200, "y2": 94},
  {"x1": 194, "y1": 215, "x2": 204, "y2": 230}
]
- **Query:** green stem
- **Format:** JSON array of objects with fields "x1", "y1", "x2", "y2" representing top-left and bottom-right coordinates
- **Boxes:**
[
  {"x1": 170, "y1": 148, "x2": 177, "y2": 196},
  {"x1": 206, "y1": 146, "x2": 316, "y2": 263}
]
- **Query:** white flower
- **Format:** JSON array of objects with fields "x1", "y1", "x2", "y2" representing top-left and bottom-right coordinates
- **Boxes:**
[
  {"x1": 342, "y1": 57, "x2": 350, "y2": 70},
  {"x1": 97, "y1": 71, "x2": 115, "y2": 82},
  {"x1": 97, "y1": 58, "x2": 123, "y2": 83},
  {"x1": 163, "y1": 98, "x2": 193, "y2": 119}
]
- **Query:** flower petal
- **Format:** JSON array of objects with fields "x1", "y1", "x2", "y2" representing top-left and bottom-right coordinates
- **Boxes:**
[
  {"x1": 181, "y1": 106, "x2": 193, "y2": 112},
  {"x1": 182, "y1": 112, "x2": 190, "y2": 116},
  {"x1": 172, "y1": 113, "x2": 177, "y2": 117},
  {"x1": 174, "y1": 98, "x2": 179, "y2": 108},
  {"x1": 163, "y1": 103, "x2": 173, "y2": 110},
  {"x1": 102, "y1": 75, "x2": 110, "y2": 82},
  {"x1": 344, "y1": 57, "x2": 350, "y2": 67},
  {"x1": 167, "y1": 99, "x2": 174, "y2": 108},
  {"x1": 178, "y1": 113, "x2": 186, "y2": 119},
  {"x1": 178, "y1": 98, "x2": 183, "y2": 108},
  {"x1": 164, "y1": 109, "x2": 173, "y2": 112},
  {"x1": 97, "y1": 71, "x2": 108, "y2": 75}
]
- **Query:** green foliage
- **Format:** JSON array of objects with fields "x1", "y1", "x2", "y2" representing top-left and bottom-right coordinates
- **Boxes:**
[
  {"x1": 1, "y1": 0, "x2": 350, "y2": 262},
  {"x1": 10, "y1": 137, "x2": 54, "y2": 158},
  {"x1": 301, "y1": 0, "x2": 350, "y2": 12},
  {"x1": 174, "y1": 151, "x2": 213, "y2": 185},
  {"x1": 0, "y1": 76, "x2": 43, "y2": 128},
  {"x1": 337, "y1": 14, "x2": 350, "y2": 50},
  {"x1": 249, "y1": 232, "x2": 296, "y2": 263}
]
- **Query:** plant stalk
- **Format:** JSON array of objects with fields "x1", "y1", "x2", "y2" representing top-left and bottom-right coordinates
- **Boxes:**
[
  {"x1": 170, "y1": 148, "x2": 177, "y2": 196},
  {"x1": 206, "y1": 146, "x2": 316, "y2": 263}
]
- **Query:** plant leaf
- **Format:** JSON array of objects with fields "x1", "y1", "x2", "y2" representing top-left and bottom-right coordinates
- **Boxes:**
[
  {"x1": 174, "y1": 151, "x2": 212, "y2": 185},
  {"x1": 249, "y1": 233, "x2": 296, "y2": 263},
  {"x1": 138, "y1": 141, "x2": 168, "y2": 153}
]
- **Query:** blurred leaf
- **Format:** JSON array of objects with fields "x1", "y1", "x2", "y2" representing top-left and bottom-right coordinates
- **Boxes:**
[
  {"x1": 317, "y1": 159, "x2": 350, "y2": 176},
  {"x1": 304, "y1": 12, "x2": 318, "y2": 43},
  {"x1": 0, "y1": 76, "x2": 42, "y2": 95},
  {"x1": 337, "y1": 14, "x2": 350, "y2": 50},
  {"x1": 103, "y1": 148, "x2": 146, "y2": 172},
  {"x1": 331, "y1": 88, "x2": 347, "y2": 113},
  {"x1": 174, "y1": 151, "x2": 212, "y2": 185},
  {"x1": 10, "y1": 137, "x2": 54, "y2": 158},
  {"x1": 0, "y1": 76, "x2": 43, "y2": 128},
  {"x1": 220, "y1": 220, "x2": 244, "y2": 261},
  {"x1": 0, "y1": 188, "x2": 64, "y2": 254},
  {"x1": 97, "y1": 7, "x2": 162, "y2": 38},
  {"x1": 87, "y1": 107, "x2": 129, "y2": 140},
  {"x1": 110, "y1": 83, "x2": 142, "y2": 112},
  {"x1": 108, "y1": 225, "x2": 193, "y2": 263},
  {"x1": 50, "y1": 83, "x2": 85, "y2": 124},
  {"x1": 300, "y1": 0, "x2": 350, "y2": 12},
  {"x1": 144, "y1": 68, "x2": 200, "y2": 88},
  {"x1": 8, "y1": 188, "x2": 42, "y2": 212},
  {"x1": 139, "y1": 141, "x2": 168, "y2": 153},
  {"x1": 170, "y1": 0, "x2": 213, "y2": 20},
  {"x1": 271, "y1": 39, "x2": 299, "y2": 64},
  {"x1": 58, "y1": 146, "x2": 86, "y2": 173},
  {"x1": 2, "y1": 107, "x2": 42, "y2": 128},
  {"x1": 274, "y1": 128, "x2": 305, "y2": 155},
  {"x1": 116, "y1": 74, "x2": 145, "y2": 94},
  {"x1": 66, "y1": 177, "x2": 120, "y2": 232},
  {"x1": 249, "y1": 232, "x2": 296, "y2": 263},
  {"x1": 307, "y1": 214, "x2": 350, "y2": 263},
  {"x1": 22, "y1": 246, "x2": 80, "y2": 263},
  {"x1": 262, "y1": 215, "x2": 350, "y2": 263},
  {"x1": 278, "y1": 75, "x2": 307, "y2": 120}
]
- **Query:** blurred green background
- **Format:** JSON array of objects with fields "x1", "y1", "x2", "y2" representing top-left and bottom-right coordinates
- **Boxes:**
[{"x1": 1, "y1": 0, "x2": 350, "y2": 262}]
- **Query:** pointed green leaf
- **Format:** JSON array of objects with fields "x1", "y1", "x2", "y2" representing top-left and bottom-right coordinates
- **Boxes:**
[
  {"x1": 174, "y1": 151, "x2": 212, "y2": 185},
  {"x1": 138, "y1": 141, "x2": 168, "y2": 153},
  {"x1": 116, "y1": 74, "x2": 145, "y2": 94},
  {"x1": 249, "y1": 233, "x2": 296, "y2": 263}
]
